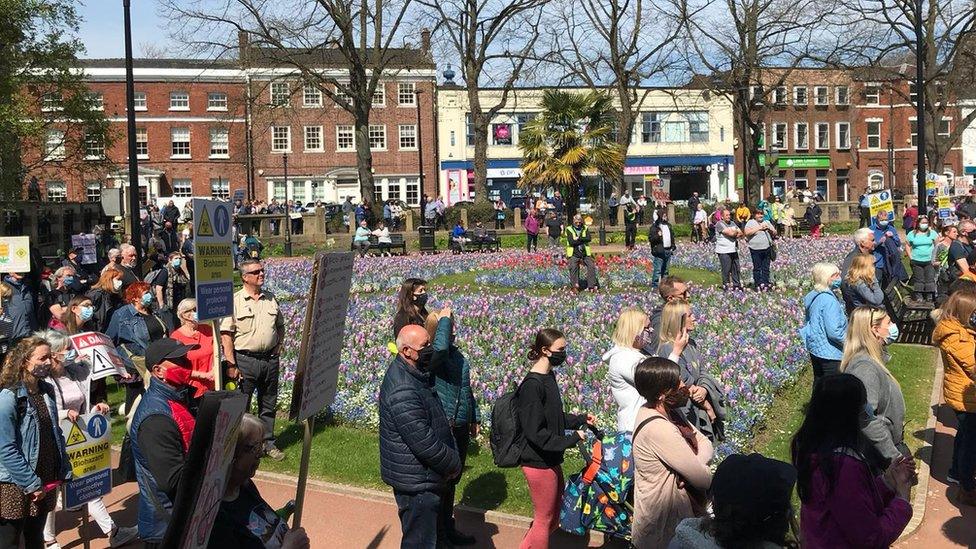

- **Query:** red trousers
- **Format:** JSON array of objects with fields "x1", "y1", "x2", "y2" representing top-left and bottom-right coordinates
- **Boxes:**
[{"x1": 520, "y1": 465, "x2": 564, "y2": 549}]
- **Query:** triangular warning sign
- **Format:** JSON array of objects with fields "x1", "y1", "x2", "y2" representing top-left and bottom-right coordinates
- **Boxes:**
[
  {"x1": 90, "y1": 349, "x2": 116, "y2": 376},
  {"x1": 197, "y1": 207, "x2": 214, "y2": 237},
  {"x1": 65, "y1": 422, "x2": 87, "y2": 446}
]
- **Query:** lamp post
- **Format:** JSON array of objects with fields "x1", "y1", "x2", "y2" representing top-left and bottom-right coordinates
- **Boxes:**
[
  {"x1": 122, "y1": 0, "x2": 142, "y2": 266},
  {"x1": 415, "y1": 89, "x2": 425, "y2": 206},
  {"x1": 888, "y1": 87, "x2": 895, "y2": 190},
  {"x1": 283, "y1": 152, "x2": 293, "y2": 256},
  {"x1": 598, "y1": 176, "x2": 607, "y2": 245},
  {"x1": 915, "y1": 0, "x2": 927, "y2": 216}
]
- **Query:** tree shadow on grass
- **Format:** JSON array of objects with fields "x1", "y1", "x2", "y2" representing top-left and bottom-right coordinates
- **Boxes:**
[
  {"x1": 274, "y1": 415, "x2": 332, "y2": 450},
  {"x1": 460, "y1": 471, "x2": 507, "y2": 511}
]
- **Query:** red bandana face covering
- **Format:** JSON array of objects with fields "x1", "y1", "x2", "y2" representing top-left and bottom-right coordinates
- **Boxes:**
[{"x1": 163, "y1": 365, "x2": 193, "y2": 387}]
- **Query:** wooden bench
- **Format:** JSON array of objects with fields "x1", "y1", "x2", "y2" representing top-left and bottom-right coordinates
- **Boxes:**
[
  {"x1": 883, "y1": 280, "x2": 934, "y2": 345},
  {"x1": 475, "y1": 230, "x2": 501, "y2": 252},
  {"x1": 350, "y1": 233, "x2": 407, "y2": 256},
  {"x1": 793, "y1": 217, "x2": 811, "y2": 237}
]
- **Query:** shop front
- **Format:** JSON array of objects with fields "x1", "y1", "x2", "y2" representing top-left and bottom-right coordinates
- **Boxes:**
[
  {"x1": 623, "y1": 155, "x2": 734, "y2": 202},
  {"x1": 761, "y1": 154, "x2": 840, "y2": 201}
]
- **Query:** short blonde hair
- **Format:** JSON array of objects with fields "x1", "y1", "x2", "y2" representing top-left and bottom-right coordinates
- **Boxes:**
[
  {"x1": 0, "y1": 283, "x2": 11, "y2": 302},
  {"x1": 611, "y1": 307, "x2": 649, "y2": 348},
  {"x1": 812, "y1": 263, "x2": 841, "y2": 292},
  {"x1": 177, "y1": 298, "x2": 197, "y2": 319}
]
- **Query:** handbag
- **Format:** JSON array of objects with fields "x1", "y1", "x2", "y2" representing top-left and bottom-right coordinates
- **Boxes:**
[{"x1": 769, "y1": 240, "x2": 778, "y2": 261}]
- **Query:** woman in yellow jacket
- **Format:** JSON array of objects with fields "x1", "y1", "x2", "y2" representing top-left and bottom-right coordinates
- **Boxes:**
[{"x1": 933, "y1": 287, "x2": 976, "y2": 505}]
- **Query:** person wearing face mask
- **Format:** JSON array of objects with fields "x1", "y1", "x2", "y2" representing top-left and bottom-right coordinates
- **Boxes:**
[
  {"x1": 604, "y1": 307, "x2": 652, "y2": 432},
  {"x1": 565, "y1": 214, "x2": 598, "y2": 291},
  {"x1": 424, "y1": 308, "x2": 479, "y2": 546},
  {"x1": 46, "y1": 267, "x2": 78, "y2": 331},
  {"x1": 631, "y1": 356, "x2": 713, "y2": 549},
  {"x1": 85, "y1": 270, "x2": 124, "y2": 333},
  {"x1": 35, "y1": 330, "x2": 139, "y2": 548},
  {"x1": 655, "y1": 300, "x2": 726, "y2": 443},
  {"x1": 516, "y1": 328, "x2": 595, "y2": 549},
  {"x1": 904, "y1": 216, "x2": 938, "y2": 303},
  {"x1": 392, "y1": 278, "x2": 431, "y2": 339},
  {"x1": 61, "y1": 247, "x2": 89, "y2": 290},
  {"x1": 129, "y1": 338, "x2": 198, "y2": 548},
  {"x1": 101, "y1": 248, "x2": 120, "y2": 275},
  {"x1": 0, "y1": 337, "x2": 71, "y2": 548},
  {"x1": 870, "y1": 212, "x2": 904, "y2": 288},
  {"x1": 152, "y1": 252, "x2": 191, "y2": 327},
  {"x1": 800, "y1": 263, "x2": 848, "y2": 381},
  {"x1": 379, "y1": 324, "x2": 461, "y2": 549},
  {"x1": 841, "y1": 307, "x2": 915, "y2": 473},
  {"x1": 949, "y1": 220, "x2": 976, "y2": 283},
  {"x1": 106, "y1": 282, "x2": 174, "y2": 415},
  {"x1": 62, "y1": 296, "x2": 96, "y2": 336},
  {"x1": 170, "y1": 299, "x2": 215, "y2": 407},
  {"x1": 115, "y1": 244, "x2": 140, "y2": 292}
]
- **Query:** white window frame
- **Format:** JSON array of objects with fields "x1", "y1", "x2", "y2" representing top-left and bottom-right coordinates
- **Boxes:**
[
  {"x1": 85, "y1": 181, "x2": 101, "y2": 202},
  {"x1": 336, "y1": 125, "x2": 355, "y2": 151},
  {"x1": 773, "y1": 86, "x2": 787, "y2": 105},
  {"x1": 333, "y1": 84, "x2": 350, "y2": 108},
  {"x1": 793, "y1": 86, "x2": 808, "y2": 106},
  {"x1": 372, "y1": 85, "x2": 386, "y2": 107},
  {"x1": 795, "y1": 122, "x2": 809, "y2": 150},
  {"x1": 209, "y1": 127, "x2": 229, "y2": 158},
  {"x1": 135, "y1": 127, "x2": 148, "y2": 159},
  {"x1": 836, "y1": 122, "x2": 851, "y2": 150},
  {"x1": 169, "y1": 91, "x2": 190, "y2": 111},
  {"x1": 866, "y1": 119, "x2": 882, "y2": 149},
  {"x1": 84, "y1": 132, "x2": 105, "y2": 160},
  {"x1": 45, "y1": 130, "x2": 65, "y2": 161},
  {"x1": 815, "y1": 122, "x2": 830, "y2": 150},
  {"x1": 170, "y1": 127, "x2": 191, "y2": 158},
  {"x1": 172, "y1": 178, "x2": 193, "y2": 198},
  {"x1": 207, "y1": 92, "x2": 228, "y2": 111},
  {"x1": 864, "y1": 84, "x2": 881, "y2": 105},
  {"x1": 772, "y1": 122, "x2": 788, "y2": 150},
  {"x1": 368, "y1": 124, "x2": 387, "y2": 150},
  {"x1": 271, "y1": 126, "x2": 291, "y2": 153},
  {"x1": 303, "y1": 84, "x2": 322, "y2": 107},
  {"x1": 399, "y1": 124, "x2": 417, "y2": 150},
  {"x1": 271, "y1": 82, "x2": 290, "y2": 107},
  {"x1": 939, "y1": 117, "x2": 951, "y2": 140},
  {"x1": 133, "y1": 91, "x2": 147, "y2": 111},
  {"x1": 41, "y1": 93, "x2": 63, "y2": 112},
  {"x1": 749, "y1": 85, "x2": 765, "y2": 102},
  {"x1": 815, "y1": 170, "x2": 830, "y2": 200},
  {"x1": 835, "y1": 86, "x2": 850, "y2": 106},
  {"x1": 304, "y1": 125, "x2": 324, "y2": 152},
  {"x1": 398, "y1": 82, "x2": 416, "y2": 106},
  {"x1": 209, "y1": 178, "x2": 230, "y2": 200},
  {"x1": 814, "y1": 86, "x2": 829, "y2": 106},
  {"x1": 46, "y1": 180, "x2": 66, "y2": 203},
  {"x1": 87, "y1": 92, "x2": 104, "y2": 111},
  {"x1": 405, "y1": 177, "x2": 420, "y2": 206}
]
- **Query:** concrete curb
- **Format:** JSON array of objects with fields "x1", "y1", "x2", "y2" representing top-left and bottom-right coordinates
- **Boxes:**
[{"x1": 897, "y1": 347, "x2": 943, "y2": 541}]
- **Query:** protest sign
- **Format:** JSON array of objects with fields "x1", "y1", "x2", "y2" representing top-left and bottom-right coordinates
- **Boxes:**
[
  {"x1": 938, "y1": 195, "x2": 953, "y2": 219},
  {"x1": 70, "y1": 233, "x2": 98, "y2": 265},
  {"x1": 69, "y1": 332, "x2": 127, "y2": 380},
  {"x1": 164, "y1": 391, "x2": 247, "y2": 549},
  {"x1": 644, "y1": 175, "x2": 670, "y2": 203},
  {"x1": 61, "y1": 413, "x2": 112, "y2": 508},
  {"x1": 868, "y1": 190, "x2": 894, "y2": 221},
  {"x1": 193, "y1": 199, "x2": 234, "y2": 321},
  {"x1": 0, "y1": 236, "x2": 30, "y2": 273}
]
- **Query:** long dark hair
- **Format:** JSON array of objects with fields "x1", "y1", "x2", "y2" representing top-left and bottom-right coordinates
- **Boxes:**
[
  {"x1": 791, "y1": 374, "x2": 868, "y2": 503},
  {"x1": 395, "y1": 278, "x2": 428, "y2": 323},
  {"x1": 527, "y1": 328, "x2": 564, "y2": 361}
]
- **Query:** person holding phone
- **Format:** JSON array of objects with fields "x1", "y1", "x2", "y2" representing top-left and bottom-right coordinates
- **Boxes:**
[
  {"x1": 655, "y1": 300, "x2": 727, "y2": 443},
  {"x1": 0, "y1": 337, "x2": 71, "y2": 548}
]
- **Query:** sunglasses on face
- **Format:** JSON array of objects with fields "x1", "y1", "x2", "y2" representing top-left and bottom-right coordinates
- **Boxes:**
[{"x1": 244, "y1": 269, "x2": 265, "y2": 276}]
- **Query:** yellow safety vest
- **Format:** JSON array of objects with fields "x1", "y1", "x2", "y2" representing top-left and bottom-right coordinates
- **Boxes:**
[{"x1": 565, "y1": 225, "x2": 591, "y2": 257}]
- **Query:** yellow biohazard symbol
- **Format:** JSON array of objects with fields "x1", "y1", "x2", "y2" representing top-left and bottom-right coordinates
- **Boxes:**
[
  {"x1": 65, "y1": 422, "x2": 87, "y2": 446},
  {"x1": 197, "y1": 207, "x2": 215, "y2": 237}
]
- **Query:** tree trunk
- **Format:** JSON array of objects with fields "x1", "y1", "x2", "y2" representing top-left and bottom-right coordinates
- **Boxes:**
[
  {"x1": 354, "y1": 114, "x2": 376, "y2": 210},
  {"x1": 614, "y1": 109, "x2": 635, "y2": 196}
]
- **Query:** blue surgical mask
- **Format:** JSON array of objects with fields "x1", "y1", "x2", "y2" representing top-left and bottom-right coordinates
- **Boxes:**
[
  {"x1": 830, "y1": 278, "x2": 842, "y2": 290},
  {"x1": 141, "y1": 292, "x2": 153, "y2": 306},
  {"x1": 64, "y1": 276, "x2": 75, "y2": 285},
  {"x1": 65, "y1": 349, "x2": 78, "y2": 362},
  {"x1": 172, "y1": 258, "x2": 182, "y2": 268},
  {"x1": 879, "y1": 220, "x2": 889, "y2": 228},
  {"x1": 79, "y1": 306, "x2": 94, "y2": 321},
  {"x1": 885, "y1": 323, "x2": 900, "y2": 345},
  {"x1": 192, "y1": 312, "x2": 198, "y2": 322}
]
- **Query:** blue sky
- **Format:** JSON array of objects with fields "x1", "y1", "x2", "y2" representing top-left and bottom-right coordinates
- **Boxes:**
[{"x1": 76, "y1": 1, "x2": 171, "y2": 58}]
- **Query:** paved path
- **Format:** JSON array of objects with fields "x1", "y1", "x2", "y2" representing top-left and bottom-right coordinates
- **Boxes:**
[{"x1": 53, "y1": 465, "x2": 626, "y2": 548}]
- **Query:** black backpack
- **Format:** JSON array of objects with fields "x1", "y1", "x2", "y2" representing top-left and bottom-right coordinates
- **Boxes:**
[{"x1": 490, "y1": 382, "x2": 526, "y2": 468}]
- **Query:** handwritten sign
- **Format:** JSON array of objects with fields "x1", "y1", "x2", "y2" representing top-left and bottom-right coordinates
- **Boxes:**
[
  {"x1": 70, "y1": 233, "x2": 98, "y2": 265},
  {"x1": 69, "y1": 332, "x2": 127, "y2": 380},
  {"x1": 290, "y1": 252, "x2": 354, "y2": 421}
]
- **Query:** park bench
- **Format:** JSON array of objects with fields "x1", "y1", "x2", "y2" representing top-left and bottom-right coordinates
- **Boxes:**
[
  {"x1": 349, "y1": 233, "x2": 407, "y2": 256},
  {"x1": 883, "y1": 279, "x2": 933, "y2": 345},
  {"x1": 475, "y1": 230, "x2": 501, "y2": 252},
  {"x1": 793, "y1": 217, "x2": 811, "y2": 237}
]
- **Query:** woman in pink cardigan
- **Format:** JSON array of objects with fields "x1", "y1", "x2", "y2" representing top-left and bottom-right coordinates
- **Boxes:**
[{"x1": 792, "y1": 373, "x2": 913, "y2": 548}]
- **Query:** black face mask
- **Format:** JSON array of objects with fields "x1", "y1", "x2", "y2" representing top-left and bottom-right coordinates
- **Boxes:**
[
  {"x1": 968, "y1": 230, "x2": 976, "y2": 241},
  {"x1": 415, "y1": 345, "x2": 435, "y2": 370},
  {"x1": 548, "y1": 350, "x2": 567, "y2": 366},
  {"x1": 413, "y1": 294, "x2": 428, "y2": 309}
]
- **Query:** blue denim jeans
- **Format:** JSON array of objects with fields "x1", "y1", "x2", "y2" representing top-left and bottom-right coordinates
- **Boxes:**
[
  {"x1": 953, "y1": 411, "x2": 976, "y2": 491},
  {"x1": 394, "y1": 490, "x2": 442, "y2": 548},
  {"x1": 749, "y1": 247, "x2": 772, "y2": 288},
  {"x1": 652, "y1": 251, "x2": 672, "y2": 287}
]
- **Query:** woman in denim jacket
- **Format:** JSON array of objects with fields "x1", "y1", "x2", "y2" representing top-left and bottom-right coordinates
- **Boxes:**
[
  {"x1": 0, "y1": 337, "x2": 71, "y2": 548},
  {"x1": 106, "y1": 281, "x2": 174, "y2": 415}
]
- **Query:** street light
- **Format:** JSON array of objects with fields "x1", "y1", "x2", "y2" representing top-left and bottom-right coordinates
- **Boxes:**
[
  {"x1": 599, "y1": 176, "x2": 607, "y2": 245},
  {"x1": 122, "y1": 0, "x2": 142, "y2": 267},
  {"x1": 914, "y1": 0, "x2": 927, "y2": 216},
  {"x1": 282, "y1": 152, "x2": 293, "y2": 256}
]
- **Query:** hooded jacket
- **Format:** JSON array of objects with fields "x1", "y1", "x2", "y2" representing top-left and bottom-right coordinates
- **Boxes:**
[
  {"x1": 933, "y1": 316, "x2": 976, "y2": 412},
  {"x1": 603, "y1": 345, "x2": 647, "y2": 432}
]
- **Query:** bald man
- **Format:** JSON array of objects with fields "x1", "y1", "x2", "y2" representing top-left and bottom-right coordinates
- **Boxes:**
[{"x1": 379, "y1": 324, "x2": 460, "y2": 548}]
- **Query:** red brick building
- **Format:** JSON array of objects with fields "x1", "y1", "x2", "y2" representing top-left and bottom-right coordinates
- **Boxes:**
[{"x1": 25, "y1": 34, "x2": 438, "y2": 207}]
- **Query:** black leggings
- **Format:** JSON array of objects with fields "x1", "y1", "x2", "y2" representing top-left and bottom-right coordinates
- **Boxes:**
[
  {"x1": 526, "y1": 233, "x2": 538, "y2": 252},
  {"x1": 810, "y1": 354, "x2": 841, "y2": 380},
  {"x1": 0, "y1": 514, "x2": 47, "y2": 549}
]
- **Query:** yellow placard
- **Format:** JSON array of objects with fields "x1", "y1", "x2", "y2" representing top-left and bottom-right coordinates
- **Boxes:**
[
  {"x1": 66, "y1": 441, "x2": 111, "y2": 477},
  {"x1": 196, "y1": 243, "x2": 233, "y2": 283},
  {"x1": 197, "y1": 207, "x2": 215, "y2": 237}
]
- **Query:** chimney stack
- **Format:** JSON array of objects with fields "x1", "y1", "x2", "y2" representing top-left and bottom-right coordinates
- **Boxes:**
[
  {"x1": 421, "y1": 28, "x2": 431, "y2": 52},
  {"x1": 238, "y1": 30, "x2": 249, "y2": 66}
]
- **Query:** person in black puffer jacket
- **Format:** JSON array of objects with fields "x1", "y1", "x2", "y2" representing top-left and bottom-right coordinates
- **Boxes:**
[{"x1": 380, "y1": 324, "x2": 460, "y2": 549}]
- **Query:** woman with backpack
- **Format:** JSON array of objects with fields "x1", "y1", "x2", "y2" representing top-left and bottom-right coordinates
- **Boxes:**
[
  {"x1": 517, "y1": 328, "x2": 594, "y2": 549},
  {"x1": 800, "y1": 263, "x2": 847, "y2": 380}
]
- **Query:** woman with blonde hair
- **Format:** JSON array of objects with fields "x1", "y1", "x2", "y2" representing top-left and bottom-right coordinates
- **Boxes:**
[
  {"x1": 841, "y1": 253, "x2": 884, "y2": 314},
  {"x1": 841, "y1": 306, "x2": 912, "y2": 472},
  {"x1": 603, "y1": 307, "x2": 652, "y2": 432},
  {"x1": 800, "y1": 263, "x2": 847, "y2": 380},
  {"x1": 656, "y1": 300, "x2": 725, "y2": 443},
  {"x1": 932, "y1": 287, "x2": 976, "y2": 504}
]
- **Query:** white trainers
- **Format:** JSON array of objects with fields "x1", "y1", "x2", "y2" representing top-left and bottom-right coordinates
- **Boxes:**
[
  {"x1": 44, "y1": 542, "x2": 61, "y2": 549},
  {"x1": 109, "y1": 525, "x2": 140, "y2": 547}
]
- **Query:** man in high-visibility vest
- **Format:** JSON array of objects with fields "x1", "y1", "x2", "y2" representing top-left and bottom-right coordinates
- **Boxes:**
[{"x1": 565, "y1": 214, "x2": 598, "y2": 290}]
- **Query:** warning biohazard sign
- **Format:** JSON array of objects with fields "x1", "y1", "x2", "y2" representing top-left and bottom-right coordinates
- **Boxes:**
[
  {"x1": 65, "y1": 422, "x2": 88, "y2": 446},
  {"x1": 69, "y1": 332, "x2": 127, "y2": 380},
  {"x1": 197, "y1": 207, "x2": 214, "y2": 237}
]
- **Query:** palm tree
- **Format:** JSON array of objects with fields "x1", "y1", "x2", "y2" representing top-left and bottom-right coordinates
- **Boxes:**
[{"x1": 519, "y1": 90, "x2": 625, "y2": 220}]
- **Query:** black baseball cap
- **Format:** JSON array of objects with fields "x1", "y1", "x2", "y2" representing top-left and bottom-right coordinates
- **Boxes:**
[
  {"x1": 145, "y1": 338, "x2": 198, "y2": 370},
  {"x1": 711, "y1": 453, "x2": 796, "y2": 520}
]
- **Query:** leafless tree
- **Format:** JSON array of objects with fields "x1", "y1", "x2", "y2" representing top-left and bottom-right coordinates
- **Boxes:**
[
  {"x1": 547, "y1": 0, "x2": 690, "y2": 194},
  {"x1": 839, "y1": 0, "x2": 976, "y2": 173},
  {"x1": 682, "y1": 0, "x2": 849, "y2": 203},
  {"x1": 159, "y1": 0, "x2": 421, "y2": 206},
  {"x1": 417, "y1": 0, "x2": 549, "y2": 204},
  {"x1": 139, "y1": 42, "x2": 170, "y2": 59}
]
